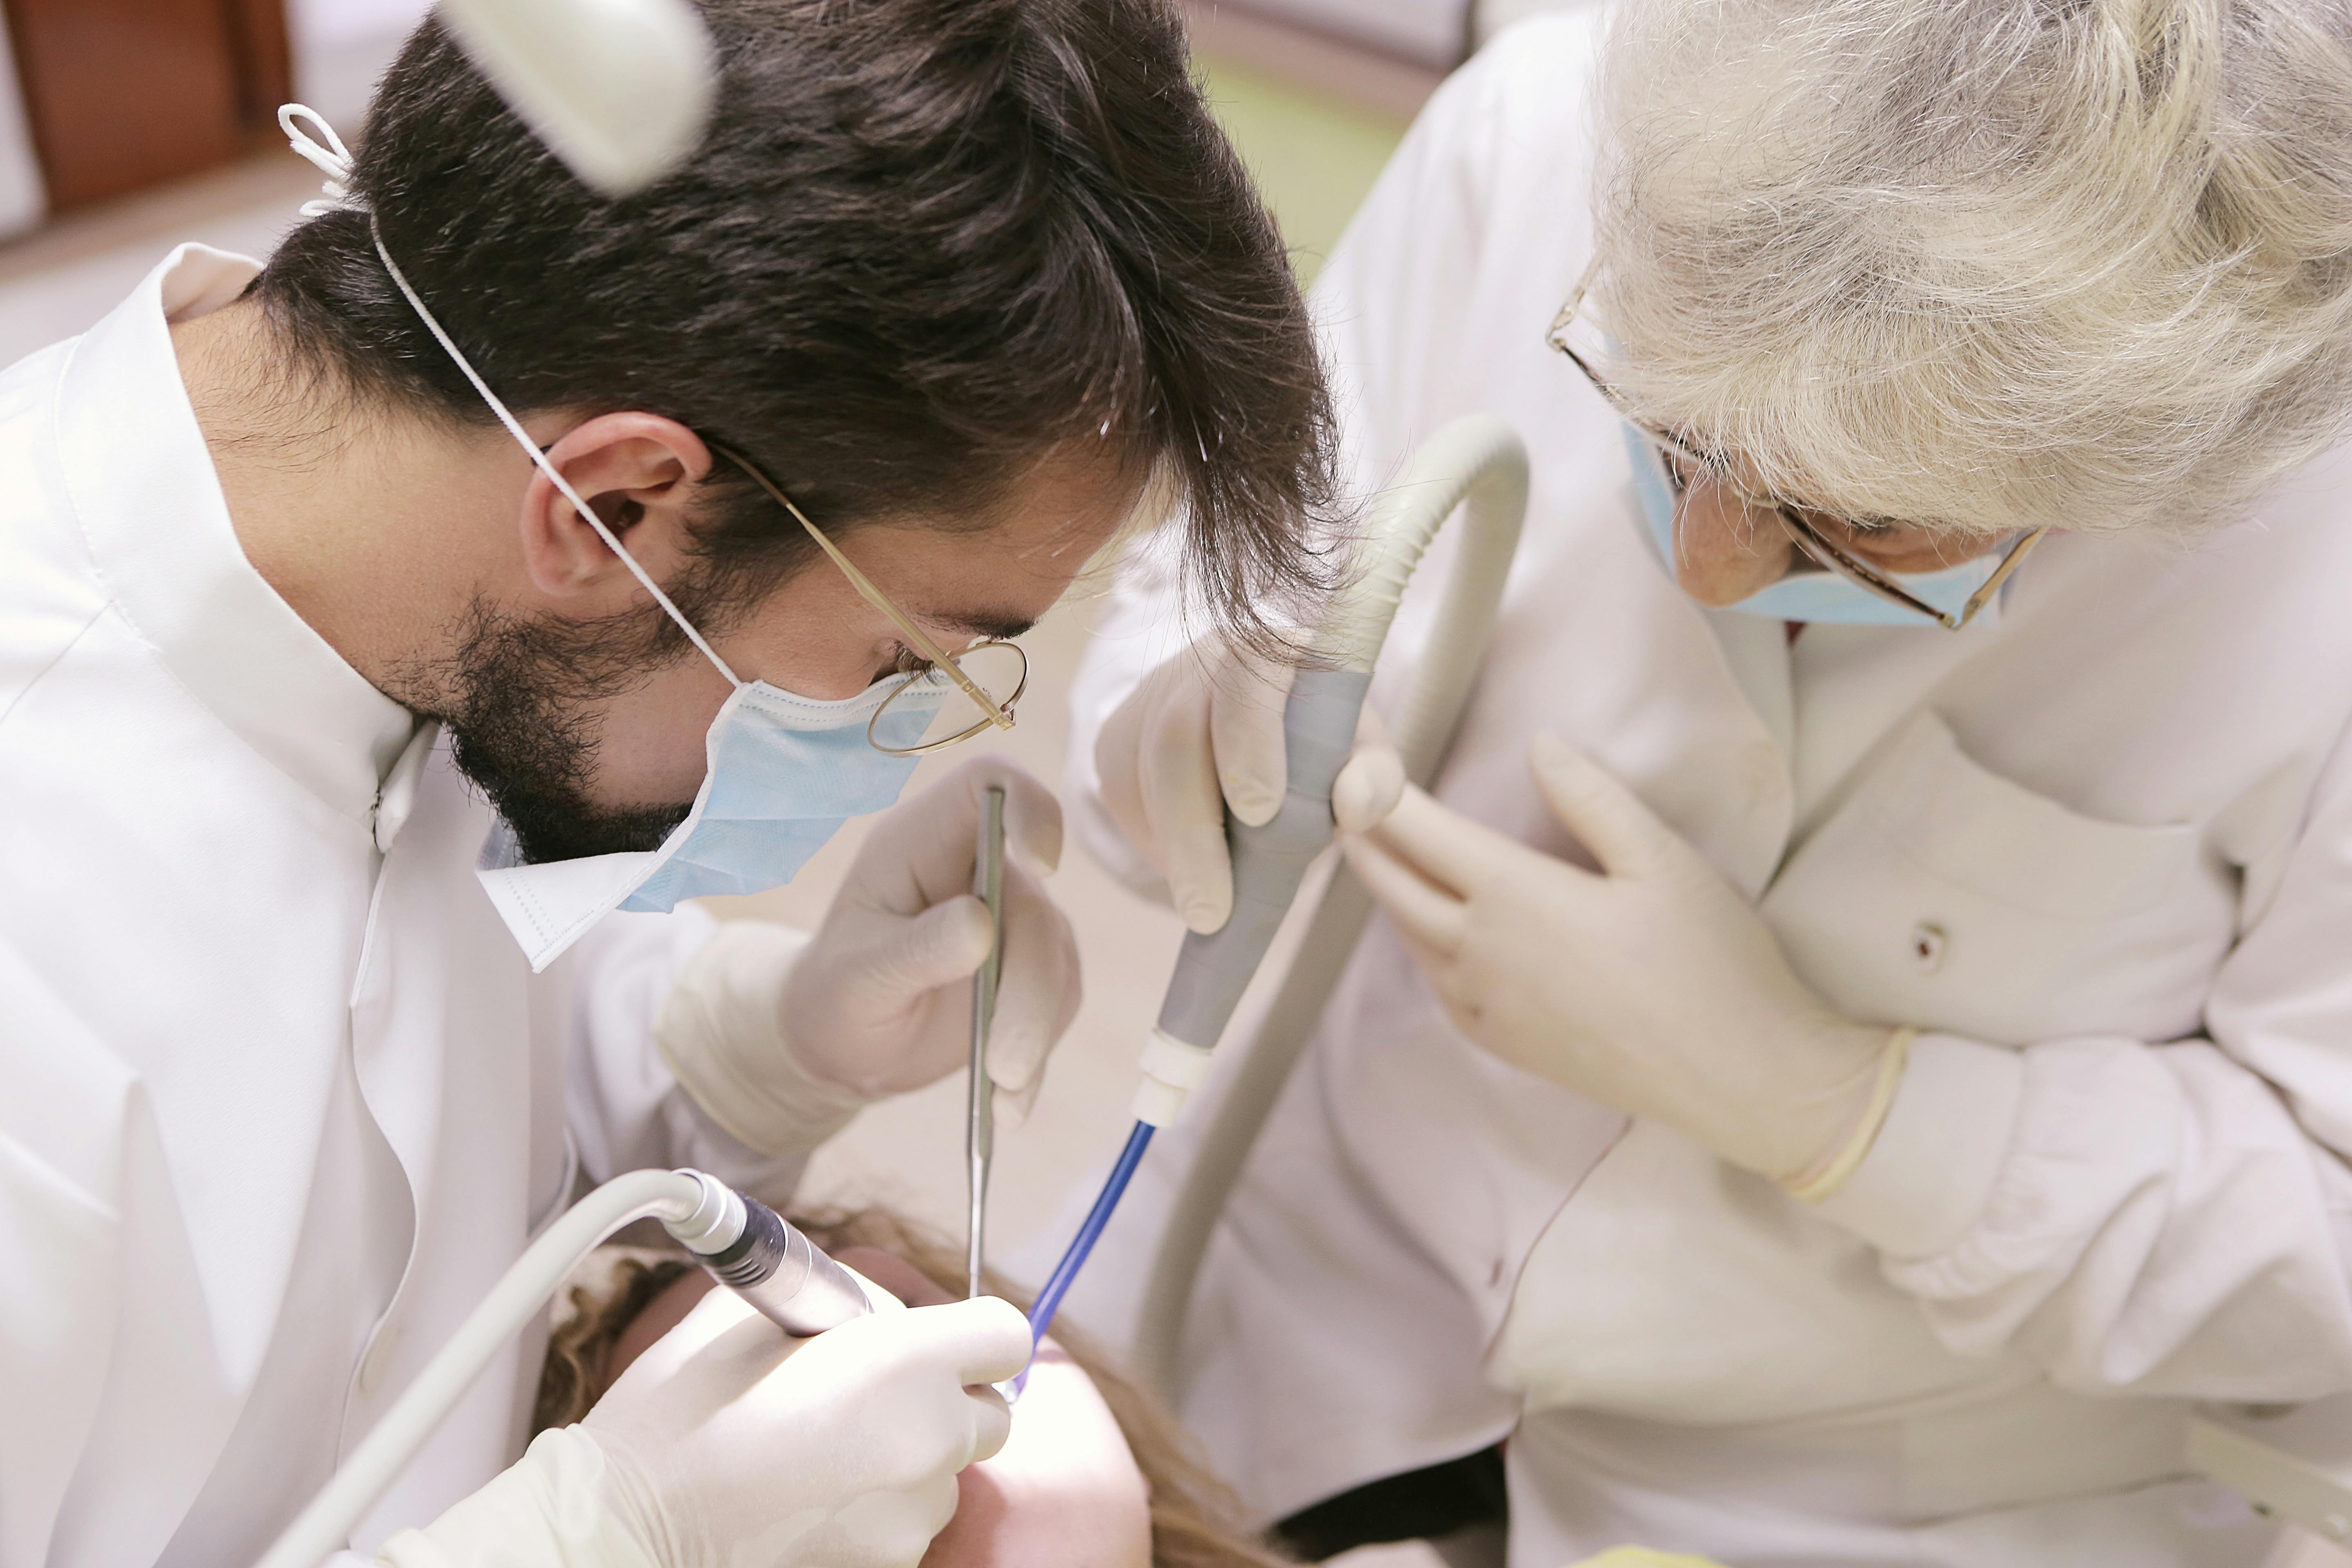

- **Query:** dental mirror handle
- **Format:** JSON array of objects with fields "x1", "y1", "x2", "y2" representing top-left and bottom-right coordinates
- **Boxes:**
[{"x1": 967, "y1": 785, "x2": 1007, "y2": 1298}]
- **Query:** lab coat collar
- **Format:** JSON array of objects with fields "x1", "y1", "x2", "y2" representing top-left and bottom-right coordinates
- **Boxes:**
[{"x1": 56, "y1": 245, "x2": 416, "y2": 823}]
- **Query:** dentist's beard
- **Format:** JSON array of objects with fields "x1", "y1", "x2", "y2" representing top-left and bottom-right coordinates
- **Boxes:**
[{"x1": 427, "y1": 595, "x2": 695, "y2": 865}]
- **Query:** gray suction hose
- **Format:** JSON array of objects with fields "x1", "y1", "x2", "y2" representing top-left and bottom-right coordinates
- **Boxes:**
[{"x1": 1134, "y1": 415, "x2": 1528, "y2": 1397}]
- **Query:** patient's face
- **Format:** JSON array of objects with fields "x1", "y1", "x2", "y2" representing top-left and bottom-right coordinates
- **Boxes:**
[{"x1": 610, "y1": 1250, "x2": 1153, "y2": 1568}]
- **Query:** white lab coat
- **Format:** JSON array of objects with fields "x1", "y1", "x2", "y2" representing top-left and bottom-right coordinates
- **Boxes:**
[
  {"x1": 0, "y1": 247, "x2": 798, "y2": 1566},
  {"x1": 1064, "y1": 15, "x2": 2352, "y2": 1565}
]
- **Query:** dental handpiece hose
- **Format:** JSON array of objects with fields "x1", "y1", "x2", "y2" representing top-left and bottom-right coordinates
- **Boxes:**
[{"x1": 255, "y1": 1168, "x2": 870, "y2": 1568}]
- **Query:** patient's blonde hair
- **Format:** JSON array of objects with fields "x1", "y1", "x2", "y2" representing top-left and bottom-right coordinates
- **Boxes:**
[{"x1": 1589, "y1": 0, "x2": 2352, "y2": 537}]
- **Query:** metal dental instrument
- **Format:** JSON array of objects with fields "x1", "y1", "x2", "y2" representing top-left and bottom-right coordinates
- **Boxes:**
[{"x1": 968, "y1": 784, "x2": 1007, "y2": 1299}]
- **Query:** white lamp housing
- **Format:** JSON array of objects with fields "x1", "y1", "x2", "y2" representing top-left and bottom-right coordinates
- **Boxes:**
[{"x1": 438, "y1": 0, "x2": 717, "y2": 196}]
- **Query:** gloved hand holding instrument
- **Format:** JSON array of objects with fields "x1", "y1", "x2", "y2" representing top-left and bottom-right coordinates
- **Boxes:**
[
  {"x1": 383, "y1": 1284, "x2": 1027, "y2": 1568},
  {"x1": 656, "y1": 757, "x2": 1080, "y2": 1160},
  {"x1": 1095, "y1": 633, "x2": 1405, "y2": 937}
]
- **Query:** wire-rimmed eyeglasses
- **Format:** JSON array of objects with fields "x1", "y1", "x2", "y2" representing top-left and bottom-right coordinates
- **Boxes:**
[
  {"x1": 1545, "y1": 264, "x2": 2045, "y2": 631},
  {"x1": 716, "y1": 446, "x2": 1031, "y2": 755}
]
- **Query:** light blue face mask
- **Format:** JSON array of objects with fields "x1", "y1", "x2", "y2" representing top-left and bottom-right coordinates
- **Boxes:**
[
  {"x1": 1622, "y1": 424, "x2": 2000, "y2": 627},
  {"x1": 362, "y1": 216, "x2": 950, "y2": 971},
  {"x1": 476, "y1": 672, "x2": 949, "y2": 971}
]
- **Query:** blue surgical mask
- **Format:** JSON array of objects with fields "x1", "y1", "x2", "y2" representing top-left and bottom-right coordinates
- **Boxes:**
[
  {"x1": 363, "y1": 212, "x2": 947, "y2": 971},
  {"x1": 1623, "y1": 424, "x2": 2000, "y2": 627}
]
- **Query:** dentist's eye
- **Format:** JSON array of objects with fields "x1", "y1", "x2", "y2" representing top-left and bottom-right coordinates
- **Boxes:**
[
  {"x1": 884, "y1": 643, "x2": 936, "y2": 679},
  {"x1": 1657, "y1": 450, "x2": 1699, "y2": 498}
]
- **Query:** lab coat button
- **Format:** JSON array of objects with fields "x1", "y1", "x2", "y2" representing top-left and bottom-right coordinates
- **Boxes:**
[
  {"x1": 1909, "y1": 922, "x2": 1947, "y2": 973},
  {"x1": 372, "y1": 722, "x2": 439, "y2": 853},
  {"x1": 357, "y1": 1326, "x2": 400, "y2": 1396}
]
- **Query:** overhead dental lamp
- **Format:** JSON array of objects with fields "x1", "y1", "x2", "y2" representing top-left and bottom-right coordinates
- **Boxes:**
[{"x1": 438, "y1": 0, "x2": 719, "y2": 196}]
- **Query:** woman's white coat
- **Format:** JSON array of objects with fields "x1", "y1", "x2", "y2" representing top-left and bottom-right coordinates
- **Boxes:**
[{"x1": 1065, "y1": 16, "x2": 2352, "y2": 1563}]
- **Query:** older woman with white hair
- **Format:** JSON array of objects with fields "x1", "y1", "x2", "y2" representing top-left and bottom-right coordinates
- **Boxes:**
[{"x1": 1065, "y1": 1, "x2": 2352, "y2": 1564}]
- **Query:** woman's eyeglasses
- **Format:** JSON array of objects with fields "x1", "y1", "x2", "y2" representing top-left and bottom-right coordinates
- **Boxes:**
[{"x1": 1545, "y1": 265, "x2": 2045, "y2": 631}]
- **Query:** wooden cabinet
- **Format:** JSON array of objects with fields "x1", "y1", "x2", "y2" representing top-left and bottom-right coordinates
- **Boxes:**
[{"x1": 1, "y1": 0, "x2": 290, "y2": 210}]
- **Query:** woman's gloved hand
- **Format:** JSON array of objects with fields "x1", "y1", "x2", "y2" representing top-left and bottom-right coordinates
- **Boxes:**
[
  {"x1": 1342, "y1": 732, "x2": 1900, "y2": 1189},
  {"x1": 378, "y1": 1285, "x2": 1034, "y2": 1568},
  {"x1": 1094, "y1": 640, "x2": 1403, "y2": 933},
  {"x1": 659, "y1": 756, "x2": 1080, "y2": 1150}
]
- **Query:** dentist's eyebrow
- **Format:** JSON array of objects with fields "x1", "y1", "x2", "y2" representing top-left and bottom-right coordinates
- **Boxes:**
[{"x1": 929, "y1": 610, "x2": 1036, "y2": 641}]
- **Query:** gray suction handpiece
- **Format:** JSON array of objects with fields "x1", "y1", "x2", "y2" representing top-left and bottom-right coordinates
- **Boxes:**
[
  {"x1": 1154, "y1": 668, "x2": 1371, "y2": 1054},
  {"x1": 1132, "y1": 414, "x2": 1527, "y2": 1393},
  {"x1": 1127, "y1": 413, "x2": 1530, "y2": 1131}
]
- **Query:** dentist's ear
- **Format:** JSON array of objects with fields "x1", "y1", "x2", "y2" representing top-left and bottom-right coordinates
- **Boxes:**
[{"x1": 515, "y1": 410, "x2": 713, "y2": 602}]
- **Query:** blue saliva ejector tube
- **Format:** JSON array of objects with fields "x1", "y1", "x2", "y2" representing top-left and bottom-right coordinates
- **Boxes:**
[
  {"x1": 1026, "y1": 1120, "x2": 1156, "y2": 1340},
  {"x1": 1025, "y1": 416, "x2": 1532, "y2": 1346}
]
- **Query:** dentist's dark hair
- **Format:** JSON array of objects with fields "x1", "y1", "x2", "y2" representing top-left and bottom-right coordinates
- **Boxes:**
[{"x1": 251, "y1": 0, "x2": 1335, "y2": 650}]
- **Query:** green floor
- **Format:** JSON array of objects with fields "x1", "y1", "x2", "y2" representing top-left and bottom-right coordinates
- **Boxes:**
[{"x1": 1194, "y1": 55, "x2": 1410, "y2": 287}]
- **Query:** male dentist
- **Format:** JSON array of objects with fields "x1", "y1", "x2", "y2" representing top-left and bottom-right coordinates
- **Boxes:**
[{"x1": 0, "y1": 1, "x2": 1334, "y2": 1563}]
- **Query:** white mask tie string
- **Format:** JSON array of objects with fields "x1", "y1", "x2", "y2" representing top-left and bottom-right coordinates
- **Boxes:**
[
  {"x1": 279, "y1": 104, "x2": 361, "y2": 216},
  {"x1": 273, "y1": 102, "x2": 744, "y2": 688}
]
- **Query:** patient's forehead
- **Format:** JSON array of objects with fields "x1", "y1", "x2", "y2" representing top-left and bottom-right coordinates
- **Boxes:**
[{"x1": 607, "y1": 1266, "x2": 715, "y2": 1377}]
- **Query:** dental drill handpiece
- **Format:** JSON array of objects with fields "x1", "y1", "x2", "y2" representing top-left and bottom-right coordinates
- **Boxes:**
[
  {"x1": 255, "y1": 1166, "x2": 873, "y2": 1568},
  {"x1": 662, "y1": 1170, "x2": 872, "y2": 1334}
]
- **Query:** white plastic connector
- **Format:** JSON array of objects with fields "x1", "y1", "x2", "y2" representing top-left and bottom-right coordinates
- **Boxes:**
[
  {"x1": 662, "y1": 1168, "x2": 746, "y2": 1256},
  {"x1": 1132, "y1": 1029, "x2": 1216, "y2": 1127}
]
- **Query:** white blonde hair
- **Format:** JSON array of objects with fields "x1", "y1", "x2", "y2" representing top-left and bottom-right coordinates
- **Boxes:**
[{"x1": 1591, "y1": 0, "x2": 2352, "y2": 537}]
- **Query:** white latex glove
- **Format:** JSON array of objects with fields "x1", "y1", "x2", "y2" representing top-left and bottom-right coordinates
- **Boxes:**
[
  {"x1": 1341, "y1": 732, "x2": 1901, "y2": 1188},
  {"x1": 378, "y1": 1285, "x2": 1033, "y2": 1568},
  {"x1": 785, "y1": 757, "x2": 1080, "y2": 1122},
  {"x1": 661, "y1": 757, "x2": 1080, "y2": 1150},
  {"x1": 917, "y1": 1341, "x2": 1149, "y2": 1568},
  {"x1": 1094, "y1": 641, "x2": 1404, "y2": 933},
  {"x1": 832, "y1": 1248, "x2": 1150, "y2": 1568}
]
